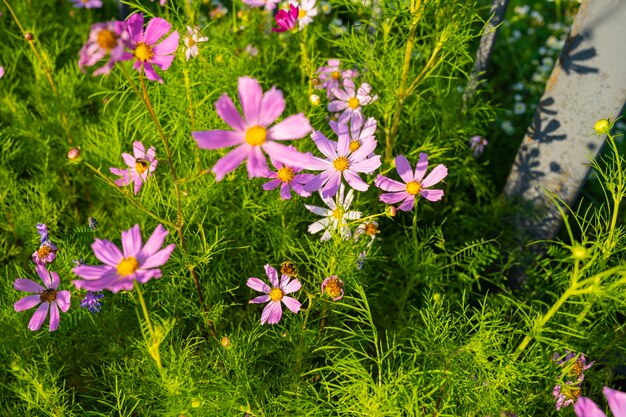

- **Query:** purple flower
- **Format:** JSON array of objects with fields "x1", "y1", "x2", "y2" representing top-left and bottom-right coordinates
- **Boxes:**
[
  {"x1": 321, "y1": 276, "x2": 344, "y2": 301},
  {"x1": 328, "y1": 79, "x2": 377, "y2": 124},
  {"x1": 192, "y1": 77, "x2": 312, "y2": 181},
  {"x1": 243, "y1": 0, "x2": 281, "y2": 10},
  {"x1": 247, "y1": 264, "x2": 301, "y2": 325},
  {"x1": 315, "y1": 59, "x2": 358, "y2": 98},
  {"x1": 262, "y1": 149, "x2": 314, "y2": 199},
  {"x1": 304, "y1": 121, "x2": 381, "y2": 198},
  {"x1": 36, "y1": 223, "x2": 49, "y2": 243},
  {"x1": 80, "y1": 292, "x2": 104, "y2": 313},
  {"x1": 374, "y1": 153, "x2": 448, "y2": 211},
  {"x1": 554, "y1": 382, "x2": 582, "y2": 411},
  {"x1": 13, "y1": 265, "x2": 71, "y2": 331},
  {"x1": 304, "y1": 183, "x2": 362, "y2": 241},
  {"x1": 124, "y1": 13, "x2": 179, "y2": 83},
  {"x1": 328, "y1": 113, "x2": 377, "y2": 155},
  {"x1": 72, "y1": 224, "x2": 175, "y2": 293},
  {"x1": 69, "y1": 0, "x2": 102, "y2": 8},
  {"x1": 110, "y1": 141, "x2": 158, "y2": 195},
  {"x1": 575, "y1": 387, "x2": 626, "y2": 417},
  {"x1": 32, "y1": 240, "x2": 57, "y2": 265},
  {"x1": 79, "y1": 21, "x2": 129, "y2": 76},
  {"x1": 272, "y1": 4, "x2": 299, "y2": 32},
  {"x1": 469, "y1": 135, "x2": 488, "y2": 157}
]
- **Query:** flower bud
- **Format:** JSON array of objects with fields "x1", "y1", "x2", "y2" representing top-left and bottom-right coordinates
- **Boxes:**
[
  {"x1": 67, "y1": 147, "x2": 81, "y2": 160},
  {"x1": 24, "y1": 32, "x2": 34, "y2": 41},
  {"x1": 571, "y1": 244, "x2": 588, "y2": 260},
  {"x1": 594, "y1": 118, "x2": 611, "y2": 135},
  {"x1": 309, "y1": 94, "x2": 321, "y2": 106},
  {"x1": 220, "y1": 336, "x2": 230, "y2": 347},
  {"x1": 385, "y1": 205, "x2": 397, "y2": 217}
]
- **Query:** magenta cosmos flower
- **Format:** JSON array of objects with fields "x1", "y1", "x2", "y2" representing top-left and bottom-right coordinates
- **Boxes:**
[
  {"x1": 79, "y1": 21, "x2": 129, "y2": 76},
  {"x1": 304, "y1": 123, "x2": 381, "y2": 198},
  {"x1": 247, "y1": 264, "x2": 301, "y2": 325},
  {"x1": 329, "y1": 79, "x2": 377, "y2": 124},
  {"x1": 192, "y1": 77, "x2": 312, "y2": 181},
  {"x1": 262, "y1": 148, "x2": 314, "y2": 199},
  {"x1": 69, "y1": 0, "x2": 102, "y2": 8},
  {"x1": 316, "y1": 59, "x2": 358, "y2": 98},
  {"x1": 110, "y1": 141, "x2": 157, "y2": 195},
  {"x1": 124, "y1": 13, "x2": 179, "y2": 83},
  {"x1": 272, "y1": 4, "x2": 299, "y2": 32},
  {"x1": 72, "y1": 224, "x2": 175, "y2": 293},
  {"x1": 14, "y1": 265, "x2": 71, "y2": 331},
  {"x1": 575, "y1": 387, "x2": 626, "y2": 417},
  {"x1": 375, "y1": 153, "x2": 448, "y2": 211}
]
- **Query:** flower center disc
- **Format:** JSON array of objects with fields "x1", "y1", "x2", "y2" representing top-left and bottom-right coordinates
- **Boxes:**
[
  {"x1": 117, "y1": 257, "x2": 139, "y2": 277},
  {"x1": 332, "y1": 208, "x2": 344, "y2": 220},
  {"x1": 331, "y1": 71, "x2": 341, "y2": 80},
  {"x1": 245, "y1": 125, "x2": 267, "y2": 146},
  {"x1": 364, "y1": 222, "x2": 378, "y2": 236},
  {"x1": 406, "y1": 181, "x2": 422, "y2": 195},
  {"x1": 277, "y1": 167, "x2": 294, "y2": 183},
  {"x1": 186, "y1": 37, "x2": 195, "y2": 47},
  {"x1": 37, "y1": 245, "x2": 52, "y2": 258},
  {"x1": 40, "y1": 288, "x2": 58, "y2": 303},
  {"x1": 324, "y1": 278, "x2": 343, "y2": 299},
  {"x1": 135, "y1": 158, "x2": 149, "y2": 175},
  {"x1": 269, "y1": 287, "x2": 284, "y2": 302},
  {"x1": 347, "y1": 97, "x2": 360, "y2": 109},
  {"x1": 349, "y1": 140, "x2": 360, "y2": 152},
  {"x1": 134, "y1": 42, "x2": 154, "y2": 62},
  {"x1": 298, "y1": 9, "x2": 307, "y2": 18},
  {"x1": 333, "y1": 156, "x2": 349, "y2": 171},
  {"x1": 97, "y1": 29, "x2": 118, "y2": 51}
]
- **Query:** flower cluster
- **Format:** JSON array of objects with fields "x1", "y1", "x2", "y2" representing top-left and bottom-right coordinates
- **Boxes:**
[{"x1": 552, "y1": 351, "x2": 595, "y2": 411}]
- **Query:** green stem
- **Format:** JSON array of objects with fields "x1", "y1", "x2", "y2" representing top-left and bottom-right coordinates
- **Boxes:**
[
  {"x1": 605, "y1": 133, "x2": 623, "y2": 253},
  {"x1": 134, "y1": 281, "x2": 162, "y2": 372}
]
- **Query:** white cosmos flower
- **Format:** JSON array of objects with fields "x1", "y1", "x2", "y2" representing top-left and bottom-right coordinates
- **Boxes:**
[
  {"x1": 184, "y1": 26, "x2": 208, "y2": 61},
  {"x1": 289, "y1": 0, "x2": 318, "y2": 30},
  {"x1": 304, "y1": 183, "x2": 361, "y2": 241}
]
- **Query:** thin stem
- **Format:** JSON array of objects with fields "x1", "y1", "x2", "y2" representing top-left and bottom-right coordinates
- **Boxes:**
[
  {"x1": 605, "y1": 133, "x2": 623, "y2": 253},
  {"x1": 301, "y1": 293, "x2": 315, "y2": 331},
  {"x1": 134, "y1": 281, "x2": 163, "y2": 371}
]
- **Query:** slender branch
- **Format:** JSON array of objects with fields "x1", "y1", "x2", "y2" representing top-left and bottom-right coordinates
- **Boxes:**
[{"x1": 134, "y1": 281, "x2": 163, "y2": 372}]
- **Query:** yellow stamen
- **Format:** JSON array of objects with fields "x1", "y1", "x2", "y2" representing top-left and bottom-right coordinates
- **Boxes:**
[
  {"x1": 332, "y1": 208, "x2": 344, "y2": 220},
  {"x1": 135, "y1": 158, "x2": 149, "y2": 175},
  {"x1": 245, "y1": 125, "x2": 267, "y2": 146},
  {"x1": 134, "y1": 42, "x2": 154, "y2": 62},
  {"x1": 39, "y1": 288, "x2": 58, "y2": 303},
  {"x1": 331, "y1": 71, "x2": 340, "y2": 80},
  {"x1": 117, "y1": 257, "x2": 139, "y2": 277},
  {"x1": 333, "y1": 156, "x2": 349, "y2": 171},
  {"x1": 37, "y1": 245, "x2": 52, "y2": 259},
  {"x1": 347, "y1": 97, "x2": 360, "y2": 109},
  {"x1": 298, "y1": 9, "x2": 306, "y2": 18},
  {"x1": 323, "y1": 277, "x2": 343, "y2": 299},
  {"x1": 406, "y1": 181, "x2": 422, "y2": 195},
  {"x1": 364, "y1": 222, "x2": 378, "y2": 236},
  {"x1": 96, "y1": 29, "x2": 118, "y2": 51},
  {"x1": 186, "y1": 37, "x2": 195, "y2": 47},
  {"x1": 277, "y1": 167, "x2": 294, "y2": 183},
  {"x1": 349, "y1": 140, "x2": 360, "y2": 152},
  {"x1": 269, "y1": 287, "x2": 284, "y2": 302}
]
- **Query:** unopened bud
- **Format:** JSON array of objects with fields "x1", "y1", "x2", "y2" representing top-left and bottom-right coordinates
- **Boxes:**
[
  {"x1": 571, "y1": 244, "x2": 588, "y2": 260},
  {"x1": 385, "y1": 205, "x2": 397, "y2": 217},
  {"x1": 309, "y1": 94, "x2": 321, "y2": 106},
  {"x1": 24, "y1": 32, "x2": 34, "y2": 41},
  {"x1": 594, "y1": 119, "x2": 611, "y2": 135},
  {"x1": 67, "y1": 147, "x2": 81, "y2": 160},
  {"x1": 220, "y1": 336, "x2": 230, "y2": 347}
]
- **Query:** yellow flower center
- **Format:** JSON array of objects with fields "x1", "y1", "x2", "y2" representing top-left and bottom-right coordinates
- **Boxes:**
[
  {"x1": 277, "y1": 167, "x2": 294, "y2": 183},
  {"x1": 37, "y1": 245, "x2": 52, "y2": 259},
  {"x1": 245, "y1": 125, "x2": 267, "y2": 146},
  {"x1": 406, "y1": 181, "x2": 422, "y2": 195},
  {"x1": 324, "y1": 277, "x2": 343, "y2": 299},
  {"x1": 349, "y1": 140, "x2": 361, "y2": 152},
  {"x1": 348, "y1": 97, "x2": 360, "y2": 109},
  {"x1": 96, "y1": 29, "x2": 118, "y2": 51},
  {"x1": 332, "y1": 208, "x2": 344, "y2": 220},
  {"x1": 269, "y1": 287, "x2": 284, "y2": 302},
  {"x1": 364, "y1": 222, "x2": 378, "y2": 236},
  {"x1": 564, "y1": 386, "x2": 581, "y2": 400},
  {"x1": 186, "y1": 36, "x2": 195, "y2": 47},
  {"x1": 298, "y1": 8, "x2": 307, "y2": 18},
  {"x1": 117, "y1": 257, "x2": 139, "y2": 277},
  {"x1": 135, "y1": 158, "x2": 149, "y2": 175},
  {"x1": 134, "y1": 42, "x2": 154, "y2": 62},
  {"x1": 331, "y1": 71, "x2": 340, "y2": 80},
  {"x1": 39, "y1": 288, "x2": 58, "y2": 303},
  {"x1": 333, "y1": 156, "x2": 349, "y2": 171}
]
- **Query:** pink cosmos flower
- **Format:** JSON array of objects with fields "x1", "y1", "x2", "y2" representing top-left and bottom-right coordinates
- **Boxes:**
[
  {"x1": 304, "y1": 122, "x2": 381, "y2": 198},
  {"x1": 14, "y1": 265, "x2": 71, "y2": 331},
  {"x1": 123, "y1": 13, "x2": 179, "y2": 83},
  {"x1": 374, "y1": 153, "x2": 448, "y2": 211},
  {"x1": 192, "y1": 77, "x2": 312, "y2": 181},
  {"x1": 262, "y1": 149, "x2": 314, "y2": 199},
  {"x1": 328, "y1": 113, "x2": 377, "y2": 159},
  {"x1": 321, "y1": 276, "x2": 344, "y2": 301},
  {"x1": 247, "y1": 264, "x2": 301, "y2": 325},
  {"x1": 329, "y1": 79, "x2": 377, "y2": 123},
  {"x1": 110, "y1": 141, "x2": 157, "y2": 195},
  {"x1": 79, "y1": 21, "x2": 129, "y2": 76},
  {"x1": 272, "y1": 4, "x2": 299, "y2": 32},
  {"x1": 0, "y1": 66, "x2": 4, "y2": 78},
  {"x1": 575, "y1": 387, "x2": 626, "y2": 417},
  {"x1": 32, "y1": 240, "x2": 58, "y2": 265},
  {"x1": 243, "y1": 0, "x2": 281, "y2": 10},
  {"x1": 72, "y1": 224, "x2": 175, "y2": 293},
  {"x1": 69, "y1": 0, "x2": 102, "y2": 8},
  {"x1": 315, "y1": 59, "x2": 358, "y2": 98}
]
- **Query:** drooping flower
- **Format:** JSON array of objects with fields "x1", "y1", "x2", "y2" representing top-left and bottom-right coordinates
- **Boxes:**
[
  {"x1": 574, "y1": 387, "x2": 626, "y2": 417},
  {"x1": 32, "y1": 240, "x2": 58, "y2": 266},
  {"x1": 183, "y1": 26, "x2": 208, "y2": 60},
  {"x1": 192, "y1": 77, "x2": 312, "y2": 181},
  {"x1": 110, "y1": 141, "x2": 157, "y2": 195},
  {"x1": 124, "y1": 13, "x2": 179, "y2": 83},
  {"x1": 247, "y1": 264, "x2": 301, "y2": 325},
  {"x1": 262, "y1": 148, "x2": 314, "y2": 199},
  {"x1": 304, "y1": 183, "x2": 362, "y2": 241},
  {"x1": 289, "y1": 0, "x2": 318, "y2": 30},
  {"x1": 80, "y1": 291, "x2": 104, "y2": 313},
  {"x1": 355, "y1": 220, "x2": 379, "y2": 245},
  {"x1": 315, "y1": 59, "x2": 358, "y2": 98},
  {"x1": 321, "y1": 276, "x2": 344, "y2": 301},
  {"x1": 272, "y1": 4, "x2": 299, "y2": 32},
  {"x1": 72, "y1": 224, "x2": 175, "y2": 293},
  {"x1": 304, "y1": 123, "x2": 381, "y2": 198},
  {"x1": 69, "y1": 0, "x2": 103, "y2": 8},
  {"x1": 469, "y1": 135, "x2": 488, "y2": 157},
  {"x1": 13, "y1": 265, "x2": 71, "y2": 331},
  {"x1": 328, "y1": 79, "x2": 377, "y2": 123},
  {"x1": 36, "y1": 223, "x2": 49, "y2": 243},
  {"x1": 243, "y1": 0, "x2": 281, "y2": 10},
  {"x1": 374, "y1": 153, "x2": 448, "y2": 211},
  {"x1": 79, "y1": 21, "x2": 129, "y2": 76}
]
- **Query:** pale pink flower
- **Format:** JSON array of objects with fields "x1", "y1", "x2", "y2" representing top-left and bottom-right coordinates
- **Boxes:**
[
  {"x1": 110, "y1": 141, "x2": 157, "y2": 195},
  {"x1": 328, "y1": 79, "x2": 377, "y2": 123},
  {"x1": 247, "y1": 264, "x2": 301, "y2": 325}
]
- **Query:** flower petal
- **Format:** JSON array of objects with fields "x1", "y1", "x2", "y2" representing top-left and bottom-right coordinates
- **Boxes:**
[
  {"x1": 152, "y1": 31, "x2": 179, "y2": 58},
  {"x1": 328, "y1": 100, "x2": 348, "y2": 112},
  {"x1": 321, "y1": 172, "x2": 342, "y2": 199},
  {"x1": 250, "y1": 294, "x2": 271, "y2": 304},
  {"x1": 421, "y1": 189, "x2": 444, "y2": 202},
  {"x1": 395, "y1": 154, "x2": 414, "y2": 183},
  {"x1": 48, "y1": 303, "x2": 60, "y2": 331},
  {"x1": 126, "y1": 13, "x2": 145, "y2": 45},
  {"x1": 49, "y1": 271, "x2": 61, "y2": 290},
  {"x1": 350, "y1": 156, "x2": 381, "y2": 174},
  {"x1": 246, "y1": 146, "x2": 270, "y2": 178},
  {"x1": 413, "y1": 152, "x2": 429, "y2": 182},
  {"x1": 247, "y1": 277, "x2": 270, "y2": 294},
  {"x1": 14, "y1": 294, "x2": 42, "y2": 312},
  {"x1": 311, "y1": 130, "x2": 337, "y2": 160},
  {"x1": 215, "y1": 94, "x2": 245, "y2": 131},
  {"x1": 344, "y1": 170, "x2": 368, "y2": 192},
  {"x1": 604, "y1": 387, "x2": 626, "y2": 417},
  {"x1": 35, "y1": 264, "x2": 53, "y2": 288},
  {"x1": 55, "y1": 291, "x2": 71, "y2": 312},
  {"x1": 279, "y1": 182, "x2": 292, "y2": 200},
  {"x1": 121, "y1": 224, "x2": 143, "y2": 258},
  {"x1": 263, "y1": 178, "x2": 282, "y2": 191},
  {"x1": 238, "y1": 77, "x2": 263, "y2": 125},
  {"x1": 138, "y1": 224, "x2": 169, "y2": 259},
  {"x1": 73, "y1": 264, "x2": 116, "y2": 280},
  {"x1": 267, "y1": 113, "x2": 311, "y2": 140},
  {"x1": 398, "y1": 194, "x2": 416, "y2": 211},
  {"x1": 261, "y1": 301, "x2": 282, "y2": 325},
  {"x1": 141, "y1": 244, "x2": 175, "y2": 269},
  {"x1": 193, "y1": 130, "x2": 244, "y2": 150},
  {"x1": 143, "y1": 17, "x2": 171, "y2": 45},
  {"x1": 258, "y1": 86, "x2": 285, "y2": 127},
  {"x1": 375, "y1": 174, "x2": 406, "y2": 192},
  {"x1": 14, "y1": 278, "x2": 44, "y2": 293},
  {"x1": 282, "y1": 296, "x2": 301, "y2": 313},
  {"x1": 421, "y1": 164, "x2": 448, "y2": 188},
  {"x1": 212, "y1": 145, "x2": 250, "y2": 181},
  {"x1": 132, "y1": 141, "x2": 146, "y2": 159},
  {"x1": 262, "y1": 141, "x2": 311, "y2": 169},
  {"x1": 282, "y1": 277, "x2": 301, "y2": 294},
  {"x1": 28, "y1": 302, "x2": 50, "y2": 331},
  {"x1": 380, "y1": 191, "x2": 409, "y2": 204},
  {"x1": 265, "y1": 264, "x2": 279, "y2": 287},
  {"x1": 574, "y1": 397, "x2": 606, "y2": 417}
]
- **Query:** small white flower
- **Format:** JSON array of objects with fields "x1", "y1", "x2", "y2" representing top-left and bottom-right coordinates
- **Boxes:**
[
  {"x1": 513, "y1": 102, "x2": 527, "y2": 115},
  {"x1": 320, "y1": 0, "x2": 331, "y2": 14},
  {"x1": 289, "y1": 0, "x2": 318, "y2": 30},
  {"x1": 304, "y1": 184, "x2": 361, "y2": 241},
  {"x1": 184, "y1": 26, "x2": 208, "y2": 60}
]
